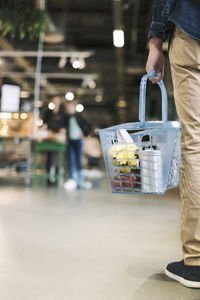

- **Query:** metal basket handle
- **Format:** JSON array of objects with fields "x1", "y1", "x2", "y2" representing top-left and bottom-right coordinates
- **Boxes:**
[{"x1": 139, "y1": 70, "x2": 168, "y2": 123}]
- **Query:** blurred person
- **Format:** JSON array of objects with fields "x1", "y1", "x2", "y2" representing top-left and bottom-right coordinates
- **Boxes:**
[
  {"x1": 43, "y1": 96, "x2": 65, "y2": 185},
  {"x1": 63, "y1": 102, "x2": 93, "y2": 190},
  {"x1": 82, "y1": 133, "x2": 103, "y2": 168},
  {"x1": 146, "y1": 0, "x2": 200, "y2": 288}
]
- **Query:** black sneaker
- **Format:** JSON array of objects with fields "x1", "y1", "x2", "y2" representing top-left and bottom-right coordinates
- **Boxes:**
[{"x1": 165, "y1": 260, "x2": 200, "y2": 288}]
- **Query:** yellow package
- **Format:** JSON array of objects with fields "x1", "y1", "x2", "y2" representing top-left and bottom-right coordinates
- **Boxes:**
[{"x1": 109, "y1": 143, "x2": 138, "y2": 167}]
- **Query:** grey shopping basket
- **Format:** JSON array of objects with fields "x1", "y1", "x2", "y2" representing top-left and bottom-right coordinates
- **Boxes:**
[{"x1": 99, "y1": 71, "x2": 181, "y2": 194}]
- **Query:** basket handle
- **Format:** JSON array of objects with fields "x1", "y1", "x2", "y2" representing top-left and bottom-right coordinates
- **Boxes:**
[{"x1": 139, "y1": 70, "x2": 168, "y2": 123}]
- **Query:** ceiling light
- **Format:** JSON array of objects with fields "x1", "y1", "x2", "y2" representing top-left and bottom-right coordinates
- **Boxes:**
[
  {"x1": 71, "y1": 58, "x2": 81, "y2": 69},
  {"x1": 81, "y1": 79, "x2": 88, "y2": 88},
  {"x1": 20, "y1": 90, "x2": 30, "y2": 98},
  {"x1": 117, "y1": 98, "x2": 127, "y2": 108},
  {"x1": 58, "y1": 56, "x2": 67, "y2": 69},
  {"x1": 79, "y1": 58, "x2": 86, "y2": 69},
  {"x1": 82, "y1": 78, "x2": 96, "y2": 89},
  {"x1": 113, "y1": 29, "x2": 125, "y2": 48},
  {"x1": 88, "y1": 80, "x2": 96, "y2": 89},
  {"x1": 76, "y1": 104, "x2": 84, "y2": 112},
  {"x1": 13, "y1": 113, "x2": 19, "y2": 119},
  {"x1": 48, "y1": 102, "x2": 55, "y2": 110},
  {"x1": 95, "y1": 95, "x2": 103, "y2": 102},
  {"x1": 65, "y1": 92, "x2": 75, "y2": 101},
  {"x1": 20, "y1": 113, "x2": 27, "y2": 120},
  {"x1": 37, "y1": 119, "x2": 43, "y2": 127}
]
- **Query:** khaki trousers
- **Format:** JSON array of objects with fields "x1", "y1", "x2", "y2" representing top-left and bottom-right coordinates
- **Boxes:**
[{"x1": 169, "y1": 27, "x2": 200, "y2": 266}]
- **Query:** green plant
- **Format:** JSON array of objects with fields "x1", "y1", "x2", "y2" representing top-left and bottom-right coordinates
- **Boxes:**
[{"x1": 1, "y1": 7, "x2": 47, "y2": 40}]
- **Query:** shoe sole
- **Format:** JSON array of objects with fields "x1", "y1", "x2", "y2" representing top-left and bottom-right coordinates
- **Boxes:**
[{"x1": 165, "y1": 267, "x2": 200, "y2": 288}]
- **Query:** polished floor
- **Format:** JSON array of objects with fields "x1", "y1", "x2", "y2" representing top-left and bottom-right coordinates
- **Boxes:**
[{"x1": 0, "y1": 182, "x2": 199, "y2": 300}]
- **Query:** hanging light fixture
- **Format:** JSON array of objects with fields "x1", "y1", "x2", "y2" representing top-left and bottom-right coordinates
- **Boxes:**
[
  {"x1": 95, "y1": 94, "x2": 103, "y2": 102},
  {"x1": 71, "y1": 57, "x2": 81, "y2": 69},
  {"x1": 48, "y1": 102, "x2": 55, "y2": 110},
  {"x1": 76, "y1": 104, "x2": 84, "y2": 112},
  {"x1": 82, "y1": 77, "x2": 96, "y2": 89},
  {"x1": 70, "y1": 57, "x2": 87, "y2": 69},
  {"x1": 58, "y1": 56, "x2": 67, "y2": 69},
  {"x1": 65, "y1": 92, "x2": 75, "y2": 101},
  {"x1": 79, "y1": 57, "x2": 86, "y2": 69},
  {"x1": 20, "y1": 113, "x2": 27, "y2": 120},
  {"x1": 88, "y1": 79, "x2": 96, "y2": 89}
]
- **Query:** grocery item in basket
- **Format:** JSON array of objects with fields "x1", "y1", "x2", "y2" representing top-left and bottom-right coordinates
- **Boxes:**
[
  {"x1": 112, "y1": 169, "x2": 141, "y2": 192},
  {"x1": 139, "y1": 147, "x2": 162, "y2": 193},
  {"x1": 120, "y1": 166, "x2": 133, "y2": 173},
  {"x1": 109, "y1": 143, "x2": 138, "y2": 167}
]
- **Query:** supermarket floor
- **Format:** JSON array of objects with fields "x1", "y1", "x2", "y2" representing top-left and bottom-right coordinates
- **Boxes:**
[{"x1": 0, "y1": 183, "x2": 199, "y2": 300}]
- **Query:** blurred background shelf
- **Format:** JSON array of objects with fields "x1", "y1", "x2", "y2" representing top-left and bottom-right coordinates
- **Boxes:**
[{"x1": 0, "y1": 136, "x2": 32, "y2": 185}]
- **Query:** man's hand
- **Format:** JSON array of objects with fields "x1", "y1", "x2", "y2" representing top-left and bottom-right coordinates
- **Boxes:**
[{"x1": 146, "y1": 38, "x2": 165, "y2": 83}]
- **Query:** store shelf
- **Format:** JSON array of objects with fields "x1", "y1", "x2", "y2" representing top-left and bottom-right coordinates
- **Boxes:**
[{"x1": 0, "y1": 137, "x2": 32, "y2": 185}]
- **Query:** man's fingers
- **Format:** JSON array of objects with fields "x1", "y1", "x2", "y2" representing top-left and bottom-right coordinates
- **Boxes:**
[
  {"x1": 157, "y1": 71, "x2": 163, "y2": 81},
  {"x1": 149, "y1": 71, "x2": 163, "y2": 83}
]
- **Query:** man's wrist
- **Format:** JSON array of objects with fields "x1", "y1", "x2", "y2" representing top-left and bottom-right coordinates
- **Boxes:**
[{"x1": 149, "y1": 37, "x2": 163, "y2": 51}]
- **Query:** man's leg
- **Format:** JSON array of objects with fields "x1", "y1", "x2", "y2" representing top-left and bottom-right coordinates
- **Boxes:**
[{"x1": 169, "y1": 27, "x2": 200, "y2": 266}]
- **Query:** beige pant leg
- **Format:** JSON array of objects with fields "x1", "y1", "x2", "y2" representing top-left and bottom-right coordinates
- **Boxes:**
[{"x1": 169, "y1": 27, "x2": 200, "y2": 266}]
